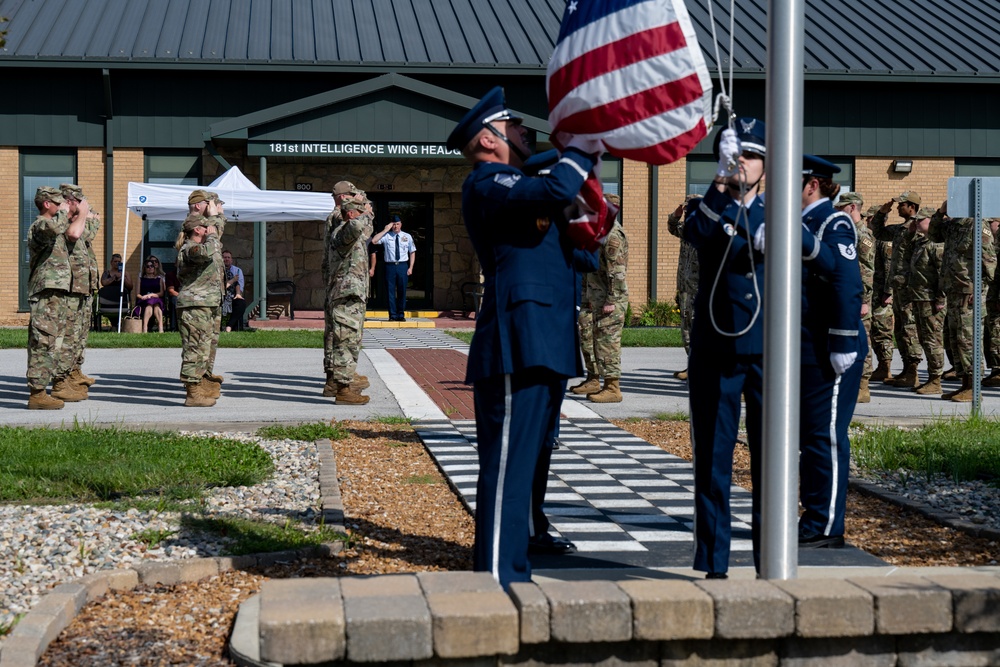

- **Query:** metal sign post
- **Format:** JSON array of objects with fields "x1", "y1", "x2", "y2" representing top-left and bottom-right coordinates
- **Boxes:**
[{"x1": 947, "y1": 176, "x2": 1000, "y2": 418}]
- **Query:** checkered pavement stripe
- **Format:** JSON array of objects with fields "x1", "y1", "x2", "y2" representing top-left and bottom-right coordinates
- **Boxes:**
[
  {"x1": 363, "y1": 329, "x2": 469, "y2": 350},
  {"x1": 414, "y1": 418, "x2": 754, "y2": 557}
]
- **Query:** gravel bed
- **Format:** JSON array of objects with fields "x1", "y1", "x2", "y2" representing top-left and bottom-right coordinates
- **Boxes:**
[
  {"x1": 0, "y1": 432, "x2": 320, "y2": 638},
  {"x1": 858, "y1": 470, "x2": 1000, "y2": 532}
]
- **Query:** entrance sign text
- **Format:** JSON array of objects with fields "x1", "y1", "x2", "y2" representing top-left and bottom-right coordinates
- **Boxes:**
[{"x1": 251, "y1": 142, "x2": 462, "y2": 158}]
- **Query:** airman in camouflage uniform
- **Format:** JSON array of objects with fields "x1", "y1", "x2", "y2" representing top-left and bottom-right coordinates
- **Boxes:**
[
  {"x1": 185, "y1": 190, "x2": 228, "y2": 397},
  {"x1": 60, "y1": 184, "x2": 101, "y2": 393},
  {"x1": 867, "y1": 205, "x2": 896, "y2": 382},
  {"x1": 323, "y1": 181, "x2": 373, "y2": 399},
  {"x1": 667, "y1": 195, "x2": 700, "y2": 381},
  {"x1": 903, "y1": 208, "x2": 946, "y2": 395},
  {"x1": 584, "y1": 211, "x2": 629, "y2": 403},
  {"x1": 26, "y1": 187, "x2": 91, "y2": 409},
  {"x1": 322, "y1": 198, "x2": 372, "y2": 404},
  {"x1": 984, "y1": 219, "x2": 1000, "y2": 387},
  {"x1": 835, "y1": 193, "x2": 875, "y2": 402},
  {"x1": 871, "y1": 191, "x2": 923, "y2": 388},
  {"x1": 176, "y1": 204, "x2": 225, "y2": 407},
  {"x1": 928, "y1": 201, "x2": 998, "y2": 402}
]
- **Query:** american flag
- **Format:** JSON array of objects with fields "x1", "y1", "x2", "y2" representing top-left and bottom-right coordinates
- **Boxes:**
[{"x1": 547, "y1": 0, "x2": 714, "y2": 165}]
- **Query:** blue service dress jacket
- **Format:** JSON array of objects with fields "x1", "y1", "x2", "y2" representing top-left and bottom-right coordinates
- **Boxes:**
[
  {"x1": 683, "y1": 186, "x2": 766, "y2": 356},
  {"x1": 463, "y1": 150, "x2": 596, "y2": 383},
  {"x1": 800, "y1": 199, "x2": 868, "y2": 365}
]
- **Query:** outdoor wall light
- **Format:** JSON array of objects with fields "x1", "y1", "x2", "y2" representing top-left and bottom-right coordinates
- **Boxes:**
[{"x1": 892, "y1": 159, "x2": 913, "y2": 173}]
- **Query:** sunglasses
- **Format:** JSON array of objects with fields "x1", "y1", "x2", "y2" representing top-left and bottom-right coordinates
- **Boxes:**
[{"x1": 145, "y1": 262, "x2": 156, "y2": 267}]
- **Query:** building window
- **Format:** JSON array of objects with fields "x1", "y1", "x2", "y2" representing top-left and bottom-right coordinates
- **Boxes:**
[
  {"x1": 143, "y1": 153, "x2": 201, "y2": 273},
  {"x1": 956, "y1": 160, "x2": 1000, "y2": 177},
  {"x1": 602, "y1": 157, "x2": 623, "y2": 198},
  {"x1": 20, "y1": 150, "x2": 76, "y2": 310}
]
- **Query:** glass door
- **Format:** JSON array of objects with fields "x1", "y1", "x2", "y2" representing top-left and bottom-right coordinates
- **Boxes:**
[{"x1": 367, "y1": 194, "x2": 434, "y2": 311}]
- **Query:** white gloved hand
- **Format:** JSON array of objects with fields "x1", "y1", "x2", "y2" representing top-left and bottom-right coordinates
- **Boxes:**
[
  {"x1": 830, "y1": 351, "x2": 857, "y2": 376},
  {"x1": 565, "y1": 134, "x2": 604, "y2": 157},
  {"x1": 753, "y1": 223, "x2": 766, "y2": 253},
  {"x1": 716, "y1": 128, "x2": 742, "y2": 177}
]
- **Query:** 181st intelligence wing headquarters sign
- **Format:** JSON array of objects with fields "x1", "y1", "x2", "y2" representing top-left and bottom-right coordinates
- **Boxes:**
[{"x1": 249, "y1": 142, "x2": 462, "y2": 158}]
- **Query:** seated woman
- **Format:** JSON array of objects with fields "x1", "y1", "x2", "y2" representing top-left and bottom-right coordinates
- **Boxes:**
[{"x1": 137, "y1": 256, "x2": 166, "y2": 333}]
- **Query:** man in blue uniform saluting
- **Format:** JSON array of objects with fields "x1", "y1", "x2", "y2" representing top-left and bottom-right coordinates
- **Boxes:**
[{"x1": 446, "y1": 87, "x2": 600, "y2": 590}]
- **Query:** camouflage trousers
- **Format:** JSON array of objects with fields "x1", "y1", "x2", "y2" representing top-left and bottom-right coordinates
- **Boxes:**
[
  {"x1": 578, "y1": 307, "x2": 596, "y2": 376},
  {"x1": 581, "y1": 303, "x2": 626, "y2": 379},
  {"x1": 946, "y1": 292, "x2": 985, "y2": 377},
  {"x1": 861, "y1": 315, "x2": 873, "y2": 380},
  {"x1": 892, "y1": 293, "x2": 921, "y2": 365},
  {"x1": 27, "y1": 290, "x2": 84, "y2": 390},
  {"x1": 179, "y1": 305, "x2": 221, "y2": 384},
  {"x1": 943, "y1": 314, "x2": 955, "y2": 368},
  {"x1": 677, "y1": 290, "x2": 695, "y2": 356},
  {"x1": 912, "y1": 301, "x2": 945, "y2": 377},
  {"x1": 324, "y1": 297, "x2": 365, "y2": 384},
  {"x1": 870, "y1": 302, "x2": 894, "y2": 364},
  {"x1": 986, "y1": 301, "x2": 1000, "y2": 368},
  {"x1": 71, "y1": 294, "x2": 93, "y2": 372}
]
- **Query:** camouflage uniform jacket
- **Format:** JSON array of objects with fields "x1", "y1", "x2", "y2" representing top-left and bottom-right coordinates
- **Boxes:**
[
  {"x1": 176, "y1": 233, "x2": 224, "y2": 308},
  {"x1": 928, "y1": 213, "x2": 997, "y2": 294},
  {"x1": 872, "y1": 238, "x2": 893, "y2": 299},
  {"x1": 903, "y1": 232, "x2": 945, "y2": 303},
  {"x1": 326, "y1": 211, "x2": 372, "y2": 300},
  {"x1": 666, "y1": 212, "x2": 699, "y2": 296},
  {"x1": 323, "y1": 195, "x2": 373, "y2": 287},
  {"x1": 586, "y1": 222, "x2": 628, "y2": 306},
  {"x1": 81, "y1": 211, "x2": 101, "y2": 292},
  {"x1": 855, "y1": 219, "x2": 876, "y2": 312},
  {"x1": 27, "y1": 211, "x2": 73, "y2": 297},
  {"x1": 871, "y1": 210, "x2": 914, "y2": 291},
  {"x1": 988, "y1": 228, "x2": 1000, "y2": 302}
]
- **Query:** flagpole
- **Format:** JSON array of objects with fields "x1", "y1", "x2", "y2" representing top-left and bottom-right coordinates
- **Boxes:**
[{"x1": 760, "y1": 0, "x2": 805, "y2": 580}]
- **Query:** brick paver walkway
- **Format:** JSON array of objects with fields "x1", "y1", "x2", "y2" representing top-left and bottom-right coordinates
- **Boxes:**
[{"x1": 389, "y1": 349, "x2": 475, "y2": 420}]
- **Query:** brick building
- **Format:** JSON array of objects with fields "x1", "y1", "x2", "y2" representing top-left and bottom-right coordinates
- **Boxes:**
[{"x1": 1, "y1": 1, "x2": 998, "y2": 323}]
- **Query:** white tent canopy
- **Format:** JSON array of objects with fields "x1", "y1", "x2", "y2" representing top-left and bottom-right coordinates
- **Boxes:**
[{"x1": 126, "y1": 166, "x2": 332, "y2": 221}]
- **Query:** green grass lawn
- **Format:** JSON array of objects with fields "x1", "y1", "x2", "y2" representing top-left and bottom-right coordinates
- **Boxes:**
[{"x1": 0, "y1": 328, "x2": 324, "y2": 349}]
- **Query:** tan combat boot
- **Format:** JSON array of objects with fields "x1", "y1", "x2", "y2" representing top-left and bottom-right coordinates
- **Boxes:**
[
  {"x1": 570, "y1": 375, "x2": 600, "y2": 395},
  {"x1": 856, "y1": 378, "x2": 870, "y2": 403},
  {"x1": 588, "y1": 378, "x2": 623, "y2": 403},
  {"x1": 322, "y1": 371, "x2": 338, "y2": 397},
  {"x1": 914, "y1": 376, "x2": 942, "y2": 395},
  {"x1": 28, "y1": 388, "x2": 64, "y2": 410},
  {"x1": 52, "y1": 377, "x2": 87, "y2": 402},
  {"x1": 201, "y1": 375, "x2": 221, "y2": 399},
  {"x1": 870, "y1": 358, "x2": 893, "y2": 383},
  {"x1": 949, "y1": 375, "x2": 974, "y2": 402},
  {"x1": 69, "y1": 368, "x2": 96, "y2": 387},
  {"x1": 983, "y1": 368, "x2": 1000, "y2": 387},
  {"x1": 941, "y1": 367, "x2": 959, "y2": 381},
  {"x1": 184, "y1": 381, "x2": 216, "y2": 407},
  {"x1": 335, "y1": 382, "x2": 370, "y2": 405},
  {"x1": 205, "y1": 371, "x2": 224, "y2": 384},
  {"x1": 676, "y1": 369, "x2": 689, "y2": 381},
  {"x1": 941, "y1": 375, "x2": 972, "y2": 403},
  {"x1": 352, "y1": 373, "x2": 370, "y2": 390},
  {"x1": 889, "y1": 362, "x2": 919, "y2": 388}
]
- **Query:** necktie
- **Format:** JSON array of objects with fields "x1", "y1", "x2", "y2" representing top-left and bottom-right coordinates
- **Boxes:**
[{"x1": 395, "y1": 234, "x2": 401, "y2": 263}]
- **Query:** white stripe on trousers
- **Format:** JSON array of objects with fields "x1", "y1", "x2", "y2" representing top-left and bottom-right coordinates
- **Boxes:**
[
  {"x1": 824, "y1": 375, "x2": 842, "y2": 536},
  {"x1": 492, "y1": 374, "x2": 513, "y2": 583}
]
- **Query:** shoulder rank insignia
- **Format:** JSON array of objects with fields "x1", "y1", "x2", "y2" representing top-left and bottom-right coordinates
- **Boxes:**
[{"x1": 838, "y1": 243, "x2": 857, "y2": 260}]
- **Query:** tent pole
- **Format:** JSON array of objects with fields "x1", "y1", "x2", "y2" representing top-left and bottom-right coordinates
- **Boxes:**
[
  {"x1": 256, "y1": 157, "x2": 269, "y2": 320},
  {"x1": 119, "y1": 208, "x2": 130, "y2": 332}
]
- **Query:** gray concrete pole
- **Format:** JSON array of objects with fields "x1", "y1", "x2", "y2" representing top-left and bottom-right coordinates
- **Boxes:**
[{"x1": 760, "y1": 0, "x2": 805, "y2": 580}]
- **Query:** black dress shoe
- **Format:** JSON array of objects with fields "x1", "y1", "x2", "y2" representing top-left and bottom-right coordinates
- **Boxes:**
[
  {"x1": 798, "y1": 533, "x2": 845, "y2": 549},
  {"x1": 528, "y1": 534, "x2": 577, "y2": 555},
  {"x1": 705, "y1": 572, "x2": 728, "y2": 580}
]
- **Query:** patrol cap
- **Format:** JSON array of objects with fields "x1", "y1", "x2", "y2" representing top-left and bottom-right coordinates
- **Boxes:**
[
  {"x1": 446, "y1": 86, "x2": 522, "y2": 151},
  {"x1": 35, "y1": 186, "x2": 64, "y2": 205},
  {"x1": 917, "y1": 206, "x2": 937, "y2": 219},
  {"x1": 802, "y1": 154, "x2": 841, "y2": 179},
  {"x1": 835, "y1": 192, "x2": 864, "y2": 208},
  {"x1": 390, "y1": 214, "x2": 402, "y2": 222},
  {"x1": 182, "y1": 214, "x2": 207, "y2": 232},
  {"x1": 341, "y1": 200, "x2": 366, "y2": 213},
  {"x1": 59, "y1": 183, "x2": 85, "y2": 201},
  {"x1": 866, "y1": 204, "x2": 880, "y2": 217},
  {"x1": 605, "y1": 193, "x2": 621, "y2": 206},
  {"x1": 713, "y1": 117, "x2": 766, "y2": 160},
  {"x1": 893, "y1": 190, "x2": 922, "y2": 206},
  {"x1": 521, "y1": 149, "x2": 559, "y2": 176},
  {"x1": 333, "y1": 181, "x2": 360, "y2": 196},
  {"x1": 207, "y1": 191, "x2": 224, "y2": 205},
  {"x1": 188, "y1": 189, "x2": 211, "y2": 205}
]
